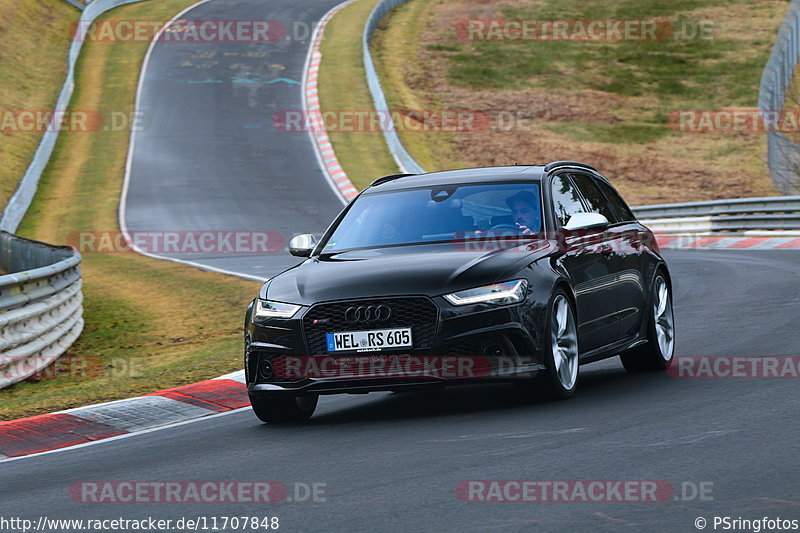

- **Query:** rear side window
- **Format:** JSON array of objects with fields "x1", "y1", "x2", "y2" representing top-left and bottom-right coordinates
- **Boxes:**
[
  {"x1": 570, "y1": 173, "x2": 618, "y2": 223},
  {"x1": 593, "y1": 178, "x2": 637, "y2": 222},
  {"x1": 550, "y1": 174, "x2": 586, "y2": 227}
]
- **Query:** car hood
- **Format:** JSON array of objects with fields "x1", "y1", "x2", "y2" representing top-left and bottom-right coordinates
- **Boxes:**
[{"x1": 262, "y1": 240, "x2": 552, "y2": 304}]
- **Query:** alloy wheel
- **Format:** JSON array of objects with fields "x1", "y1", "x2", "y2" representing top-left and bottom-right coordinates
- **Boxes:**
[
  {"x1": 551, "y1": 295, "x2": 579, "y2": 390},
  {"x1": 653, "y1": 276, "x2": 675, "y2": 361}
]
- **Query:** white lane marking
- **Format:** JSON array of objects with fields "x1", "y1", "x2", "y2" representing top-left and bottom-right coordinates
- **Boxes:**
[
  {"x1": 118, "y1": 0, "x2": 267, "y2": 282},
  {"x1": 0, "y1": 407, "x2": 250, "y2": 464},
  {"x1": 425, "y1": 428, "x2": 588, "y2": 442},
  {"x1": 649, "y1": 429, "x2": 739, "y2": 446}
]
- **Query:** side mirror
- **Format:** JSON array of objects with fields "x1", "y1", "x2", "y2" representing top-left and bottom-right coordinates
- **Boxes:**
[
  {"x1": 564, "y1": 212, "x2": 609, "y2": 231},
  {"x1": 288, "y1": 234, "x2": 317, "y2": 257}
]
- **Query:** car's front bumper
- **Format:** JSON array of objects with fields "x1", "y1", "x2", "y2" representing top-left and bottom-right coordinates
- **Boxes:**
[
  {"x1": 247, "y1": 361, "x2": 546, "y2": 397},
  {"x1": 245, "y1": 295, "x2": 548, "y2": 397}
]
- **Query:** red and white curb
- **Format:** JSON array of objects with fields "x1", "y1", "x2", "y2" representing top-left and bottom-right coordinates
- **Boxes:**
[
  {"x1": 3, "y1": 233, "x2": 797, "y2": 459},
  {"x1": 655, "y1": 234, "x2": 800, "y2": 250},
  {"x1": 0, "y1": 370, "x2": 248, "y2": 459},
  {"x1": 303, "y1": 0, "x2": 360, "y2": 203},
  {"x1": 0, "y1": 0, "x2": 362, "y2": 463}
]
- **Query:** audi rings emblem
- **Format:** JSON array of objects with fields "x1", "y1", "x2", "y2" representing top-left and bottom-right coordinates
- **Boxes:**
[{"x1": 345, "y1": 305, "x2": 392, "y2": 323}]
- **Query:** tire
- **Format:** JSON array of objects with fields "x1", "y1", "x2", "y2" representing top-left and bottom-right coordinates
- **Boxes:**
[
  {"x1": 249, "y1": 394, "x2": 318, "y2": 423},
  {"x1": 516, "y1": 288, "x2": 579, "y2": 400},
  {"x1": 620, "y1": 271, "x2": 675, "y2": 373}
]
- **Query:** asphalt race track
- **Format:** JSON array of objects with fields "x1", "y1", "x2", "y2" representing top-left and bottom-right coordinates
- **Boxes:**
[
  {"x1": 5, "y1": 0, "x2": 800, "y2": 531},
  {"x1": 3, "y1": 249, "x2": 800, "y2": 531},
  {"x1": 122, "y1": 0, "x2": 347, "y2": 280}
]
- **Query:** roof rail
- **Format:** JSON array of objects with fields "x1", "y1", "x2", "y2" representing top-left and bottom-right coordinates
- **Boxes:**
[
  {"x1": 543, "y1": 161, "x2": 597, "y2": 173},
  {"x1": 370, "y1": 173, "x2": 417, "y2": 187}
]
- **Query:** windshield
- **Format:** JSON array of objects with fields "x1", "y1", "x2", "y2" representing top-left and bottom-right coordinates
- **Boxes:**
[{"x1": 323, "y1": 182, "x2": 542, "y2": 252}]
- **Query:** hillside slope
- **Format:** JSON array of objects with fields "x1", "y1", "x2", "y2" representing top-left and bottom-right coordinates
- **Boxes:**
[
  {"x1": 0, "y1": 0, "x2": 79, "y2": 210},
  {"x1": 372, "y1": 0, "x2": 787, "y2": 204}
]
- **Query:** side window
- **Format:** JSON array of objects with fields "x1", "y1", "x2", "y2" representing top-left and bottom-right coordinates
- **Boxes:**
[
  {"x1": 593, "y1": 178, "x2": 637, "y2": 222},
  {"x1": 570, "y1": 173, "x2": 618, "y2": 223},
  {"x1": 550, "y1": 174, "x2": 586, "y2": 227}
]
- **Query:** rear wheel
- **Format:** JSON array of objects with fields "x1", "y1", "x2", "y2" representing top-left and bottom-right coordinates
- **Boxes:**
[
  {"x1": 516, "y1": 288, "x2": 579, "y2": 400},
  {"x1": 620, "y1": 272, "x2": 675, "y2": 372},
  {"x1": 249, "y1": 394, "x2": 318, "y2": 423}
]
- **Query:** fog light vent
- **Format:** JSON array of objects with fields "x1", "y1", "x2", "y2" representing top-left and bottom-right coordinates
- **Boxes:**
[
  {"x1": 258, "y1": 360, "x2": 274, "y2": 380},
  {"x1": 484, "y1": 344, "x2": 506, "y2": 357}
]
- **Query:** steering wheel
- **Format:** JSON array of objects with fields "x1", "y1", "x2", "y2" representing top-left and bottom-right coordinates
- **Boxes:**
[{"x1": 488, "y1": 223, "x2": 522, "y2": 231}]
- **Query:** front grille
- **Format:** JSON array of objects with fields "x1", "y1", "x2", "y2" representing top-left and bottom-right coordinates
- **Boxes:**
[{"x1": 302, "y1": 297, "x2": 438, "y2": 355}]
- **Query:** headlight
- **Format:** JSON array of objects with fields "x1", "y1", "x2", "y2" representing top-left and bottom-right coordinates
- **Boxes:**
[
  {"x1": 444, "y1": 280, "x2": 528, "y2": 306},
  {"x1": 253, "y1": 299, "x2": 302, "y2": 320}
]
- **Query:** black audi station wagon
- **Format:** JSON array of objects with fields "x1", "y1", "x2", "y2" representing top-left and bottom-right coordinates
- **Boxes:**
[{"x1": 244, "y1": 162, "x2": 675, "y2": 423}]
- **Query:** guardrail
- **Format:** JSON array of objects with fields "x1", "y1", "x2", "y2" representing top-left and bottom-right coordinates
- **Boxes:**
[
  {"x1": 0, "y1": 232, "x2": 83, "y2": 389},
  {"x1": 0, "y1": 0, "x2": 152, "y2": 387},
  {"x1": 633, "y1": 196, "x2": 800, "y2": 233},
  {"x1": 363, "y1": 0, "x2": 424, "y2": 175},
  {"x1": 760, "y1": 0, "x2": 800, "y2": 195},
  {"x1": 61, "y1": 0, "x2": 88, "y2": 9}
]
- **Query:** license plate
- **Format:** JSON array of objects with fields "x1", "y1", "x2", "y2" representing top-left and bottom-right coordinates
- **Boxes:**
[{"x1": 326, "y1": 328, "x2": 413, "y2": 352}]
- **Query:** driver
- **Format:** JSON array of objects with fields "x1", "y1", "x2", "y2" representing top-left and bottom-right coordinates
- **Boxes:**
[{"x1": 506, "y1": 191, "x2": 540, "y2": 235}]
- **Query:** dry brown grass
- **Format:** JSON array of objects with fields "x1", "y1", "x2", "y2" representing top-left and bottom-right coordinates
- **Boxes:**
[
  {"x1": 0, "y1": 0, "x2": 78, "y2": 209},
  {"x1": 373, "y1": 0, "x2": 786, "y2": 204}
]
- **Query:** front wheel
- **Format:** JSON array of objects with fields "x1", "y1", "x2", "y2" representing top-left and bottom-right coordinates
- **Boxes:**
[
  {"x1": 249, "y1": 394, "x2": 318, "y2": 424},
  {"x1": 516, "y1": 288, "x2": 579, "y2": 400},
  {"x1": 620, "y1": 272, "x2": 675, "y2": 372}
]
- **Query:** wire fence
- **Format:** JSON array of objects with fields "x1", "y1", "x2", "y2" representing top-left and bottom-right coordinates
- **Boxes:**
[{"x1": 760, "y1": 0, "x2": 800, "y2": 195}]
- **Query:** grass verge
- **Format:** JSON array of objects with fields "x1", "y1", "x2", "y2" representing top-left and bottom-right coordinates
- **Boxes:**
[
  {"x1": 317, "y1": 0, "x2": 398, "y2": 189},
  {"x1": 346, "y1": 0, "x2": 786, "y2": 204},
  {"x1": 1, "y1": 0, "x2": 259, "y2": 421},
  {"x1": 370, "y1": 0, "x2": 461, "y2": 172},
  {"x1": 0, "y1": 0, "x2": 79, "y2": 210}
]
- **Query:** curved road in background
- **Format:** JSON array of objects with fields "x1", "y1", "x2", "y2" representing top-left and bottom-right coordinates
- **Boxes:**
[
  {"x1": 122, "y1": 0, "x2": 346, "y2": 279},
  {"x1": 3, "y1": 1, "x2": 800, "y2": 531}
]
